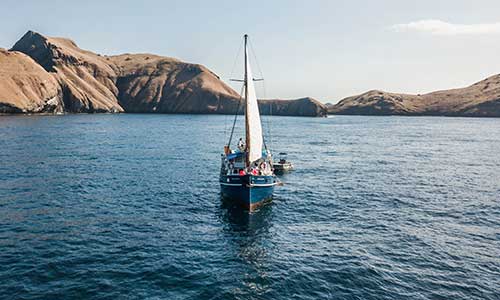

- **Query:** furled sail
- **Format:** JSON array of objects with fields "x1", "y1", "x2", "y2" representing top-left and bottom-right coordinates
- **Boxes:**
[{"x1": 244, "y1": 38, "x2": 264, "y2": 164}]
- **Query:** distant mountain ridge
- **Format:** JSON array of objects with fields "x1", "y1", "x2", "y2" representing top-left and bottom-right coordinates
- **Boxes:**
[
  {"x1": 1, "y1": 31, "x2": 327, "y2": 117},
  {"x1": 329, "y1": 75, "x2": 500, "y2": 117}
]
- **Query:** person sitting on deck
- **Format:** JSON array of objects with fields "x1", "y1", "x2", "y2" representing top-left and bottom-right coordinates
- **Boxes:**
[
  {"x1": 260, "y1": 162, "x2": 271, "y2": 176},
  {"x1": 237, "y1": 138, "x2": 245, "y2": 152}
]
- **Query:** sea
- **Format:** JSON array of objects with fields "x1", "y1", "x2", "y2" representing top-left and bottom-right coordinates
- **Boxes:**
[{"x1": 0, "y1": 114, "x2": 499, "y2": 300}]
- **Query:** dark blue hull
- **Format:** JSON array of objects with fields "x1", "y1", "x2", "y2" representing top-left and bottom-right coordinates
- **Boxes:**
[{"x1": 220, "y1": 175, "x2": 276, "y2": 211}]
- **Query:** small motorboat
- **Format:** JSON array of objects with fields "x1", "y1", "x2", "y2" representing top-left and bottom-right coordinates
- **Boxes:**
[{"x1": 273, "y1": 152, "x2": 294, "y2": 174}]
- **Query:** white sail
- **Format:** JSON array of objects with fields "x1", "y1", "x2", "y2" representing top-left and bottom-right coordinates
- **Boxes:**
[{"x1": 245, "y1": 41, "x2": 264, "y2": 164}]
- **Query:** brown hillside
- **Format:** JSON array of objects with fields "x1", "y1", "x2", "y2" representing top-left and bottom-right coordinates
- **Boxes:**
[
  {"x1": 2, "y1": 31, "x2": 326, "y2": 116},
  {"x1": 330, "y1": 75, "x2": 500, "y2": 117}
]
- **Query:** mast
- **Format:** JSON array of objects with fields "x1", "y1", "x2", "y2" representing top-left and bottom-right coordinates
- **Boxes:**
[
  {"x1": 244, "y1": 34, "x2": 250, "y2": 167},
  {"x1": 243, "y1": 34, "x2": 264, "y2": 167}
]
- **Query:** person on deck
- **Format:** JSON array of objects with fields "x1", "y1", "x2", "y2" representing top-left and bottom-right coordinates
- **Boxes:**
[{"x1": 237, "y1": 138, "x2": 245, "y2": 152}]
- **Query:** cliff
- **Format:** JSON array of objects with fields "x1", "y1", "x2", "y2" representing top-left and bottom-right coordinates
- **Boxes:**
[
  {"x1": 11, "y1": 31, "x2": 122, "y2": 113},
  {"x1": 0, "y1": 48, "x2": 62, "y2": 113},
  {"x1": 329, "y1": 75, "x2": 500, "y2": 117},
  {"x1": 1, "y1": 31, "x2": 326, "y2": 116}
]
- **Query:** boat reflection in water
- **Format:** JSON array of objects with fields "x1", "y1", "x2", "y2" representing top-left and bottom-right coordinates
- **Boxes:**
[
  {"x1": 218, "y1": 200, "x2": 275, "y2": 295},
  {"x1": 219, "y1": 199, "x2": 274, "y2": 234}
]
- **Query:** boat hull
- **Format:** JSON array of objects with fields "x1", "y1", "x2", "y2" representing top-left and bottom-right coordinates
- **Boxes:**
[
  {"x1": 273, "y1": 162, "x2": 293, "y2": 174},
  {"x1": 220, "y1": 175, "x2": 275, "y2": 211}
]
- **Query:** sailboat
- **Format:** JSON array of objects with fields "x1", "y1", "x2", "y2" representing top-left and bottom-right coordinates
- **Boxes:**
[{"x1": 220, "y1": 34, "x2": 278, "y2": 212}]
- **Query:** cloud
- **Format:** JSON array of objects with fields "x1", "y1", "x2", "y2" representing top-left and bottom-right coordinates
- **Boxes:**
[{"x1": 391, "y1": 19, "x2": 500, "y2": 35}]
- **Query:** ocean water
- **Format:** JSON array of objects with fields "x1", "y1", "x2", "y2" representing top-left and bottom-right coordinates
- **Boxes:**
[{"x1": 0, "y1": 114, "x2": 499, "y2": 300}]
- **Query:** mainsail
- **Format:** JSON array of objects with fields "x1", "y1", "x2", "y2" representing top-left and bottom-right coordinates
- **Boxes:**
[{"x1": 244, "y1": 35, "x2": 264, "y2": 164}]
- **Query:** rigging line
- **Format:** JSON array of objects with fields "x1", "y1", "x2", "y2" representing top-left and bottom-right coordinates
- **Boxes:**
[
  {"x1": 225, "y1": 37, "x2": 244, "y2": 144},
  {"x1": 227, "y1": 84, "x2": 245, "y2": 148},
  {"x1": 228, "y1": 39, "x2": 243, "y2": 83},
  {"x1": 248, "y1": 39, "x2": 264, "y2": 83},
  {"x1": 260, "y1": 67, "x2": 273, "y2": 153},
  {"x1": 224, "y1": 109, "x2": 228, "y2": 141},
  {"x1": 267, "y1": 91, "x2": 273, "y2": 153}
]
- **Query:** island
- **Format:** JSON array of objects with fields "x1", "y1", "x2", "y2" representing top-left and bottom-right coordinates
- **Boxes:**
[{"x1": 328, "y1": 75, "x2": 500, "y2": 117}]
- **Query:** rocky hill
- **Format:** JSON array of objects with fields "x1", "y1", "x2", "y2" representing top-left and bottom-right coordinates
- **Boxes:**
[
  {"x1": 108, "y1": 53, "x2": 240, "y2": 114},
  {"x1": 1, "y1": 31, "x2": 326, "y2": 116},
  {"x1": 0, "y1": 48, "x2": 62, "y2": 113},
  {"x1": 329, "y1": 75, "x2": 500, "y2": 117},
  {"x1": 10, "y1": 31, "x2": 123, "y2": 113}
]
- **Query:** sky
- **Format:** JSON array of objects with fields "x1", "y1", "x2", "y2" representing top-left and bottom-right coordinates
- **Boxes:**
[{"x1": 1, "y1": 0, "x2": 500, "y2": 103}]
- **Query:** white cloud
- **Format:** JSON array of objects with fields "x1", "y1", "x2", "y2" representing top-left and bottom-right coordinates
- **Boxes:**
[{"x1": 391, "y1": 19, "x2": 500, "y2": 35}]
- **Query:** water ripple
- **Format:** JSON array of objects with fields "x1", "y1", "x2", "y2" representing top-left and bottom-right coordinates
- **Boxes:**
[{"x1": 0, "y1": 114, "x2": 499, "y2": 299}]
